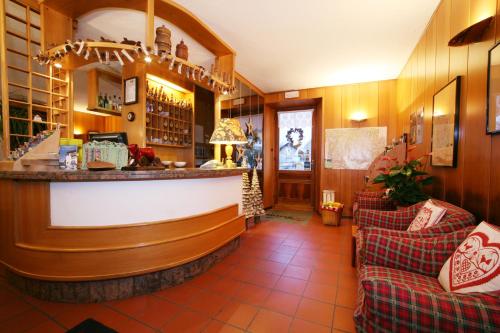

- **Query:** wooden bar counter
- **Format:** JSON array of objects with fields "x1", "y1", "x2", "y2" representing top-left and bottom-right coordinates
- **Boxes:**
[{"x1": 0, "y1": 168, "x2": 245, "y2": 302}]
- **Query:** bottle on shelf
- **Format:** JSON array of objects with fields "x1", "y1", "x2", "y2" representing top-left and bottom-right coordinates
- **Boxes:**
[
  {"x1": 97, "y1": 92, "x2": 103, "y2": 108},
  {"x1": 103, "y1": 94, "x2": 109, "y2": 109},
  {"x1": 118, "y1": 97, "x2": 123, "y2": 112}
]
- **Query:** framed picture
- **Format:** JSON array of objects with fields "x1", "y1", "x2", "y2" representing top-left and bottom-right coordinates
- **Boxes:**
[
  {"x1": 487, "y1": 41, "x2": 500, "y2": 134},
  {"x1": 431, "y1": 76, "x2": 461, "y2": 167},
  {"x1": 409, "y1": 106, "x2": 424, "y2": 145},
  {"x1": 124, "y1": 77, "x2": 138, "y2": 105}
]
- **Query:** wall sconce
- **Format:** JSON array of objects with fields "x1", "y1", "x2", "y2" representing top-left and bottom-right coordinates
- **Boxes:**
[
  {"x1": 350, "y1": 111, "x2": 368, "y2": 122},
  {"x1": 448, "y1": 16, "x2": 494, "y2": 47}
]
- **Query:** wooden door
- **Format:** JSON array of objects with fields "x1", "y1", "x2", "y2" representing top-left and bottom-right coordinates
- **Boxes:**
[{"x1": 275, "y1": 109, "x2": 316, "y2": 210}]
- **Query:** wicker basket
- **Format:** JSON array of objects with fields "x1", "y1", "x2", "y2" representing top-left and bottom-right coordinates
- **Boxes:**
[{"x1": 321, "y1": 206, "x2": 343, "y2": 226}]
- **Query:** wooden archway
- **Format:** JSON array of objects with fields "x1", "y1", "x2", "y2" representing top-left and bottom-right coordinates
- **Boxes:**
[{"x1": 40, "y1": 0, "x2": 235, "y2": 56}]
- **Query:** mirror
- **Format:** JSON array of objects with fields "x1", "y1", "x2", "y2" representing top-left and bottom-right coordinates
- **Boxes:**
[
  {"x1": 73, "y1": 62, "x2": 124, "y2": 142},
  {"x1": 487, "y1": 42, "x2": 500, "y2": 134},
  {"x1": 431, "y1": 77, "x2": 461, "y2": 167},
  {"x1": 220, "y1": 78, "x2": 264, "y2": 170}
]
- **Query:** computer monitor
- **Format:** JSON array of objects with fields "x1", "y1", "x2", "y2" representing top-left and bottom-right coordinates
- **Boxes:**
[{"x1": 88, "y1": 132, "x2": 128, "y2": 145}]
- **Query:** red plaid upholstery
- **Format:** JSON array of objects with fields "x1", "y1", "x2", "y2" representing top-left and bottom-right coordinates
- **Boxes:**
[
  {"x1": 362, "y1": 226, "x2": 476, "y2": 276},
  {"x1": 355, "y1": 265, "x2": 500, "y2": 333},
  {"x1": 357, "y1": 199, "x2": 475, "y2": 231},
  {"x1": 353, "y1": 191, "x2": 395, "y2": 225},
  {"x1": 356, "y1": 220, "x2": 477, "y2": 270}
]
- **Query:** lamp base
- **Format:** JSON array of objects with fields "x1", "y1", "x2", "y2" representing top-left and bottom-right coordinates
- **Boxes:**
[{"x1": 225, "y1": 144, "x2": 235, "y2": 168}]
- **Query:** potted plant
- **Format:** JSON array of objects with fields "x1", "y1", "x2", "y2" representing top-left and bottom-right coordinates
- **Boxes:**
[{"x1": 372, "y1": 157, "x2": 433, "y2": 206}]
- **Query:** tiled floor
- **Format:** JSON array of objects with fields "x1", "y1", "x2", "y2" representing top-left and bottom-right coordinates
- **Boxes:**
[{"x1": 0, "y1": 214, "x2": 357, "y2": 333}]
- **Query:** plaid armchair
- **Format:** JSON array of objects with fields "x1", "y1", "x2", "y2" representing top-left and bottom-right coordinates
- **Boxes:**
[
  {"x1": 353, "y1": 191, "x2": 395, "y2": 224},
  {"x1": 357, "y1": 199, "x2": 475, "y2": 231},
  {"x1": 354, "y1": 229, "x2": 500, "y2": 332},
  {"x1": 355, "y1": 200, "x2": 476, "y2": 269}
]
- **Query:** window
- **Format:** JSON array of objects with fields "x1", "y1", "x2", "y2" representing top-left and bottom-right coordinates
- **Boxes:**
[{"x1": 278, "y1": 110, "x2": 313, "y2": 171}]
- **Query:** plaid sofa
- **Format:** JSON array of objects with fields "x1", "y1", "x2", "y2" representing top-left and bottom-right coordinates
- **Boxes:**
[
  {"x1": 354, "y1": 228, "x2": 500, "y2": 332},
  {"x1": 355, "y1": 200, "x2": 476, "y2": 269},
  {"x1": 353, "y1": 191, "x2": 395, "y2": 224}
]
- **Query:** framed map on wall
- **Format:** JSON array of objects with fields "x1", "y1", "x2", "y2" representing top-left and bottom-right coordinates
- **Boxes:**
[{"x1": 325, "y1": 127, "x2": 387, "y2": 170}]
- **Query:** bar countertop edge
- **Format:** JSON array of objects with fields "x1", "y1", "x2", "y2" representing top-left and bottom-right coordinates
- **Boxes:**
[{"x1": 0, "y1": 168, "x2": 247, "y2": 182}]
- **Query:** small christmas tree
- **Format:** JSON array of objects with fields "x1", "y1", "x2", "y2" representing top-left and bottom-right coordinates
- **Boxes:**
[
  {"x1": 251, "y1": 167, "x2": 265, "y2": 217},
  {"x1": 242, "y1": 171, "x2": 253, "y2": 218}
]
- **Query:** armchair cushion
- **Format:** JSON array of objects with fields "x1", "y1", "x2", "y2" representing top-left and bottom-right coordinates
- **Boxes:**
[
  {"x1": 438, "y1": 222, "x2": 500, "y2": 293},
  {"x1": 354, "y1": 265, "x2": 500, "y2": 333},
  {"x1": 363, "y1": 226, "x2": 476, "y2": 276},
  {"x1": 407, "y1": 199, "x2": 447, "y2": 231}
]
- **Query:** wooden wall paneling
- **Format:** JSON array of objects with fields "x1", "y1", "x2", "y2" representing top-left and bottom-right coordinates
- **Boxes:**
[
  {"x1": 378, "y1": 80, "x2": 398, "y2": 144},
  {"x1": 423, "y1": 19, "x2": 437, "y2": 158},
  {"x1": 321, "y1": 86, "x2": 342, "y2": 207},
  {"x1": 462, "y1": 0, "x2": 496, "y2": 220},
  {"x1": 489, "y1": 0, "x2": 500, "y2": 224},
  {"x1": 358, "y1": 82, "x2": 379, "y2": 127},
  {"x1": 341, "y1": 84, "x2": 359, "y2": 128},
  {"x1": 263, "y1": 103, "x2": 276, "y2": 208},
  {"x1": 41, "y1": 4, "x2": 72, "y2": 50},
  {"x1": 430, "y1": 0, "x2": 452, "y2": 200},
  {"x1": 444, "y1": 0, "x2": 470, "y2": 206}
]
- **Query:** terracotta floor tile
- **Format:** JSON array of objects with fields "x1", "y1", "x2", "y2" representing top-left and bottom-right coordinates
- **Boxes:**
[
  {"x1": 186, "y1": 271, "x2": 222, "y2": 290},
  {"x1": 282, "y1": 239, "x2": 303, "y2": 247},
  {"x1": 333, "y1": 306, "x2": 356, "y2": 332},
  {"x1": 267, "y1": 252, "x2": 294, "y2": 264},
  {"x1": 262, "y1": 290, "x2": 300, "y2": 316},
  {"x1": 303, "y1": 282, "x2": 337, "y2": 304},
  {"x1": 24, "y1": 320, "x2": 66, "y2": 333},
  {"x1": 251, "y1": 271, "x2": 280, "y2": 288},
  {"x1": 257, "y1": 261, "x2": 287, "y2": 275},
  {"x1": 0, "y1": 298, "x2": 31, "y2": 322},
  {"x1": 247, "y1": 309, "x2": 292, "y2": 333},
  {"x1": 288, "y1": 256, "x2": 316, "y2": 268},
  {"x1": 216, "y1": 300, "x2": 258, "y2": 330},
  {"x1": 186, "y1": 290, "x2": 229, "y2": 316},
  {"x1": 283, "y1": 265, "x2": 311, "y2": 280},
  {"x1": 161, "y1": 309, "x2": 211, "y2": 333},
  {"x1": 203, "y1": 320, "x2": 244, "y2": 333},
  {"x1": 338, "y1": 272, "x2": 358, "y2": 290},
  {"x1": 233, "y1": 283, "x2": 271, "y2": 306},
  {"x1": 336, "y1": 286, "x2": 358, "y2": 309},
  {"x1": 274, "y1": 276, "x2": 307, "y2": 295},
  {"x1": 289, "y1": 318, "x2": 331, "y2": 333},
  {"x1": 296, "y1": 298, "x2": 334, "y2": 327},
  {"x1": 309, "y1": 269, "x2": 339, "y2": 286},
  {"x1": 206, "y1": 277, "x2": 243, "y2": 297},
  {"x1": 209, "y1": 261, "x2": 235, "y2": 276},
  {"x1": 154, "y1": 284, "x2": 199, "y2": 305},
  {"x1": 274, "y1": 245, "x2": 299, "y2": 255},
  {"x1": 0, "y1": 308, "x2": 48, "y2": 333}
]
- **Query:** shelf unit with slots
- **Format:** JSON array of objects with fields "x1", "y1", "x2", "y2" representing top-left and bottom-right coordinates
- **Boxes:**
[
  {"x1": 145, "y1": 75, "x2": 194, "y2": 149},
  {"x1": 1, "y1": 0, "x2": 70, "y2": 153}
]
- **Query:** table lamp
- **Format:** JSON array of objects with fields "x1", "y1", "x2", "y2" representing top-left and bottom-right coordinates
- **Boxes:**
[{"x1": 209, "y1": 118, "x2": 247, "y2": 168}]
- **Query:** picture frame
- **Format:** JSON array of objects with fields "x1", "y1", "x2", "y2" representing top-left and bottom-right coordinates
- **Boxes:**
[
  {"x1": 431, "y1": 76, "x2": 461, "y2": 168},
  {"x1": 409, "y1": 106, "x2": 424, "y2": 145},
  {"x1": 486, "y1": 41, "x2": 500, "y2": 134},
  {"x1": 124, "y1": 77, "x2": 138, "y2": 105}
]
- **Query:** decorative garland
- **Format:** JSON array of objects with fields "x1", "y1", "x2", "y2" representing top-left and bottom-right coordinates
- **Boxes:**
[
  {"x1": 33, "y1": 38, "x2": 234, "y2": 94},
  {"x1": 286, "y1": 128, "x2": 304, "y2": 146}
]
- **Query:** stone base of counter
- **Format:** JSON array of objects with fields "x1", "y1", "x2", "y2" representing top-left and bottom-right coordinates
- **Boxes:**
[{"x1": 6, "y1": 237, "x2": 239, "y2": 303}]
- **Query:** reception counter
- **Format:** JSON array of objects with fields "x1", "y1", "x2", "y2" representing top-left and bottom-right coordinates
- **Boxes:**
[{"x1": 0, "y1": 168, "x2": 246, "y2": 302}]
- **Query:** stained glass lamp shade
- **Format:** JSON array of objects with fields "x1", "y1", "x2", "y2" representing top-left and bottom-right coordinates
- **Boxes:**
[{"x1": 210, "y1": 118, "x2": 247, "y2": 166}]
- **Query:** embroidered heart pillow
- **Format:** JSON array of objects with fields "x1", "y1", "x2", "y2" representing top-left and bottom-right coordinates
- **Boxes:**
[
  {"x1": 438, "y1": 222, "x2": 500, "y2": 293},
  {"x1": 407, "y1": 200, "x2": 447, "y2": 232}
]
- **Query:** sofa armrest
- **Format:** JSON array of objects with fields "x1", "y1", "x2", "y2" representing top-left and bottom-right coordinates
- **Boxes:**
[
  {"x1": 355, "y1": 273, "x2": 500, "y2": 333},
  {"x1": 363, "y1": 226, "x2": 475, "y2": 276}
]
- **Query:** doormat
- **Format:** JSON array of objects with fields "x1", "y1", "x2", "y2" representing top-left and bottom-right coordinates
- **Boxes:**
[
  {"x1": 66, "y1": 318, "x2": 118, "y2": 333},
  {"x1": 261, "y1": 209, "x2": 313, "y2": 224}
]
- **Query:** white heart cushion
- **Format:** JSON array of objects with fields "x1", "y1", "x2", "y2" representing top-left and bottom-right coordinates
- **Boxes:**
[
  {"x1": 407, "y1": 199, "x2": 447, "y2": 232},
  {"x1": 438, "y1": 222, "x2": 500, "y2": 293}
]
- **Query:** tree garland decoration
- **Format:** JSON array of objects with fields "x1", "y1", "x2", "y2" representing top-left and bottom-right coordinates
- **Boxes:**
[{"x1": 33, "y1": 38, "x2": 235, "y2": 94}]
